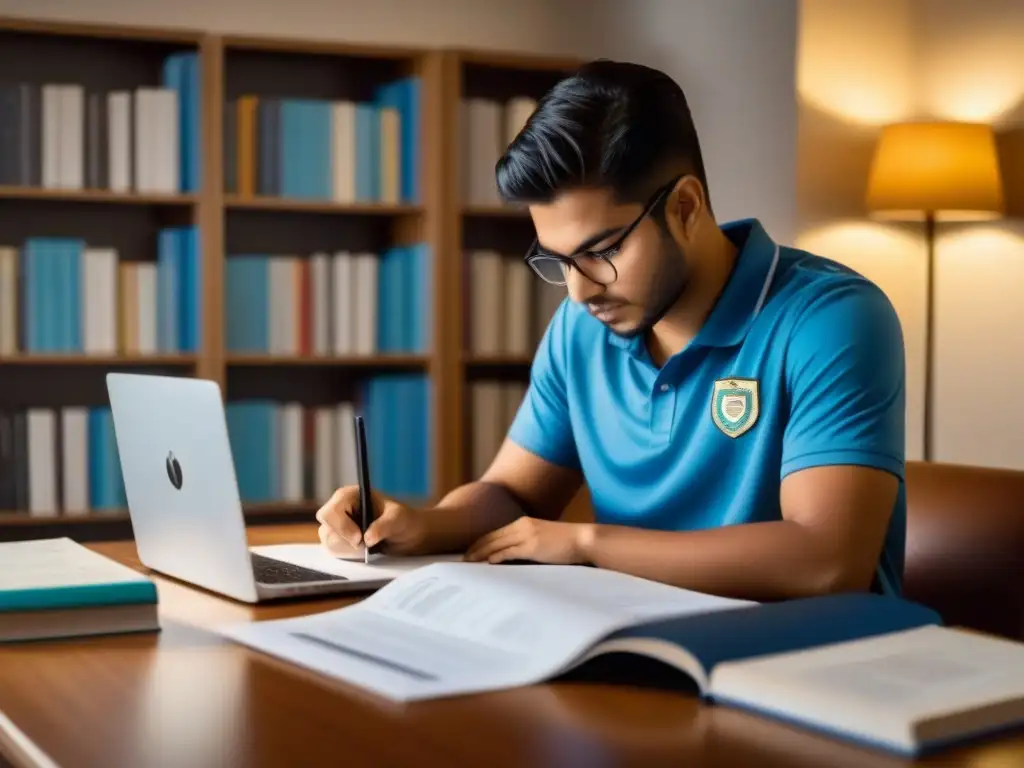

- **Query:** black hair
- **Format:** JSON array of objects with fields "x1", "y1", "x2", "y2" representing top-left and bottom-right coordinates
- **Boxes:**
[{"x1": 495, "y1": 59, "x2": 711, "y2": 215}]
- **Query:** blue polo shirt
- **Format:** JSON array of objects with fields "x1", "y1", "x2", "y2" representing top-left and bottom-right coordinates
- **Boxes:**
[{"x1": 508, "y1": 218, "x2": 907, "y2": 594}]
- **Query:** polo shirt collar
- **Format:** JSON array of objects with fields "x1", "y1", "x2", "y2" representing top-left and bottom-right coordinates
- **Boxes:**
[
  {"x1": 605, "y1": 218, "x2": 778, "y2": 356},
  {"x1": 694, "y1": 218, "x2": 779, "y2": 348}
]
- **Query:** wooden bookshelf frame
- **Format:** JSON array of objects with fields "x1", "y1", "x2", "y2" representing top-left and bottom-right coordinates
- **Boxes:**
[{"x1": 0, "y1": 17, "x2": 586, "y2": 538}]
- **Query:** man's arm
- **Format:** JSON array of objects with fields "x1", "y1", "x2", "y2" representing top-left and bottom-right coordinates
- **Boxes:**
[
  {"x1": 416, "y1": 441, "x2": 583, "y2": 555},
  {"x1": 576, "y1": 465, "x2": 897, "y2": 600},
  {"x1": 514, "y1": 281, "x2": 904, "y2": 601}
]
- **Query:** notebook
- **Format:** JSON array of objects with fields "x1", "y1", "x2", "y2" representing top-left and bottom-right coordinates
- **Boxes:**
[
  {"x1": 0, "y1": 537, "x2": 160, "y2": 642},
  {"x1": 216, "y1": 560, "x2": 1024, "y2": 754}
]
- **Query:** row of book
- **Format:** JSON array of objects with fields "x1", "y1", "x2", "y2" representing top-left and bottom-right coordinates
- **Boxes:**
[
  {"x1": 466, "y1": 250, "x2": 565, "y2": 356},
  {"x1": 461, "y1": 96, "x2": 536, "y2": 206},
  {"x1": 469, "y1": 380, "x2": 527, "y2": 480},
  {"x1": 224, "y1": 77, "x2": 420, "y2": 204},
  {"x1": 0, "y1": 406, "x2": 124, "y2": 516},
  {"x1": 0, "y1": 52, "x2": 201, "y2": 193},
  {"x1": 225, "y1": 245, "x2": 430, "y2": 356},
  {"x1": 0, "y1": 229, "x2": 201, "y2": 356},
  {"x1": 227, "y1": 374, "x2": 431, "y2": 503}
]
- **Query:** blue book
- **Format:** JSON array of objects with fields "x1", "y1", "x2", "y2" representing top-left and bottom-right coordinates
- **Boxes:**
[
  {"x1": 0, "y1": 537, "x2": 158, "y2": 642},
  {"x1": 562, "y1": 592, "x2": 1024, "y2": 757}
]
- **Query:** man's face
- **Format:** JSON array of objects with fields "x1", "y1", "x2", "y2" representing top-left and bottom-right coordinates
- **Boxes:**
[{"x1": 529, "y1": 186, "x2": 689, "y2": 338}]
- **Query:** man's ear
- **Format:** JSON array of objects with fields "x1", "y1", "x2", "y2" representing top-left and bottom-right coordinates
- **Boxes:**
[{"x1": 666, "y1": 175, "x2": 705, "y2": 242}]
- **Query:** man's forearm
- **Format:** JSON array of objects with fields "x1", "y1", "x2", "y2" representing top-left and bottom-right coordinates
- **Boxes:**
[
  {"x1": 417, "y1": 481, "x2": 528, "y2": 554},
  {"x1": 578, "y1": 520, "x2": 866, "y2": 601}
]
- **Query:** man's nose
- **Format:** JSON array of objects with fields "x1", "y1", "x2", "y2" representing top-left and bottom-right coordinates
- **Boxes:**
[{"x1": 566, "y1": 266, "x2": 604, "y2": 304}]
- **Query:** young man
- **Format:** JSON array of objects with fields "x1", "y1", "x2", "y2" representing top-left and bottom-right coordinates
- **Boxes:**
[{"x1": 316, "y1": 59, "x2": 907, "y2": 601}]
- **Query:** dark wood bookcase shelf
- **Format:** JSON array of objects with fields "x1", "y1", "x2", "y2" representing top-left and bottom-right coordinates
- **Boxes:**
[{"x1": 0, "y1": 17, "x2": 585, "y2": 538}]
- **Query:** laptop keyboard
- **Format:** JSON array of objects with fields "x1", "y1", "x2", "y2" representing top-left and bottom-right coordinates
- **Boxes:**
[{"x1": 250, "y1": 552, "x2": 348, "y2": 585}]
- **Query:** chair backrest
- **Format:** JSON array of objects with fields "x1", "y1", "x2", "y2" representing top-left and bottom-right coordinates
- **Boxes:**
[{"x1": 904, "y1": 460, "x2": 1024, "y2": 641}]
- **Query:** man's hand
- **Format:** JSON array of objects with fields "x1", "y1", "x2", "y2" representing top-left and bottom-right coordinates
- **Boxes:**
[
  {"x1": 315, "y1": 487, "x2": 428, "y2": 556},
  {"x1": 464, "y1": 516, "x2": 595, "y2": 565}
]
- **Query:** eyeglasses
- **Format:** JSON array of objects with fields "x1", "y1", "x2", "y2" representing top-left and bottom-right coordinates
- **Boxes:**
[{"x1": 524, "y1": 175, "x2": 682, "y2": 287}]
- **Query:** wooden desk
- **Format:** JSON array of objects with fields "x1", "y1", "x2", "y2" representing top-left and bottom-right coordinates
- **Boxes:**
[{"x1": 0, "y1": 525, "x2": 1021, "y2": 768}]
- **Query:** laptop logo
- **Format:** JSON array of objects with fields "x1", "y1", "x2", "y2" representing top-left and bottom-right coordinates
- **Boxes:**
[{"x1": 166, "y1": 451, "x2": 183, "y2": 490}]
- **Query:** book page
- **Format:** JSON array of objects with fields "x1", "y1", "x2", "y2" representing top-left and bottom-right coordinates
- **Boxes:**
[
  {"x1": 221, "y1": 561, "x2": 750, "y2": 701},
  {"x1": 0, "y1": 538, "x2": 148, "y2": 591},
  {"x1": 709, "y1": 625, "x2": 1024, "y2": 750}
]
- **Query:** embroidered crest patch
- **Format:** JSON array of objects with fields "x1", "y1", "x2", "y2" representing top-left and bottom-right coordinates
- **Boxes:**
[{"x1": 711, "y1": 378, "x2": 760, "y2": 438}]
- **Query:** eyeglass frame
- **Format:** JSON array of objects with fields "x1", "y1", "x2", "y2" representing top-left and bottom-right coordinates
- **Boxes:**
[{"x1": 523, "y1": 173, "x2": 684, "y2": 287}]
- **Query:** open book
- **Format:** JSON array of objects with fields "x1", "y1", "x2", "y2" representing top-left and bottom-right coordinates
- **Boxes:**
[{"x1": 216, "y1": 560, "x2": 1024, "y2": 754}]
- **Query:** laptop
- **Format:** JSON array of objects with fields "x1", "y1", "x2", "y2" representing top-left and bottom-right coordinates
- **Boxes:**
[{"x1": 105, "y1": 372, "x2": 406, "y2": 603}]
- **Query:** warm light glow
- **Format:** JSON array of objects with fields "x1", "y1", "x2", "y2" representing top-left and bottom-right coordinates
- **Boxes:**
[
  {"x1": 918, "y1": 21, "x2": 1024, "y2": 126},
  {"x1": 866, "y1": 122, "x2": 1005, "y2": 221},
  {"x1": 796, "y1": 0, "x2": 917, "y2": 126}
]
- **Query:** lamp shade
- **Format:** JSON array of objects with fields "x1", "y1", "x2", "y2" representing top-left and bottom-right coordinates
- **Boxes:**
[{"x1": 865, "y1": 122, "x2": 1005, "y2": 221}]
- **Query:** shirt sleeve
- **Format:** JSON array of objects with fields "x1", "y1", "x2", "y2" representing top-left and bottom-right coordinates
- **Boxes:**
[
  {"x1": 506, "y1": 300, "x2": 581, "y2": 470},
  {"x1": 781, "y1": 280, "x2": 906, "y2": 480}
]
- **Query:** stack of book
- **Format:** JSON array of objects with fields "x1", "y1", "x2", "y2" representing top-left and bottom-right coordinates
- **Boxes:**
[
  {"x1": 0, "y1": 51, "x2": 201, "y2": 193},
  {"x1": 0, "y1": 229, "x2": 201, "y2": 356},
  {"x1": 225, "y1": 76, "x2": 420, "y2": 203},
  {"x1": 0, "y1": 406, "x2": 124, "y2": 518}
]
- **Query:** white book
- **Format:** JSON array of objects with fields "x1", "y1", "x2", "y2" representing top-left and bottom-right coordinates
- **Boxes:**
[
  {"x1": 59, "y1": 84, "x2": 84, "y2": 190},
  {"x1": 352, "y1": 253, "x2": 378, "y2": 355},
  {"x1": 471, "y1": 381, "x2": 504, "y2": 479},
  {"x1": 461, "y1": 98, "x2": 503, "y2": 205},
  {"x1": 0, "y1": 246, "x2": 16, "y2": 356},
  {"x1": 218, "y1": 565, "x2": 1024, "y2": 757},
  {"x1": 82, "y1": 247, "x2": 119, "y2": 355},
  {"x1": 502, "y1": 258, "x2": 532, "y2": 355},
  {"x1": 335, "y1": 401, "x2": 357, "y2": 488},
  {"x1": 331, "y1": 101, "x2": 356, "y2": 203},
  {"x1": 157, "y1": 88, "x2": 179, "y2": 193},
  {"x1": 470, "y1": 250, "x2": 504, "y2": 354},
  {"x1": 0, "y1": 538, "x2": 158, "y2": 642},
  {"x1": 278, "y1": 403, "x2": 303, "y2": 502},
  {"x1": 309, "y1": 252, "x2": 331, "y2": 355},
  {"x1": 219, "y1": 561, "x2": 756, "y2": 703},
  {"x1": 707, "y1": 624, "x2": 1024, "y2": 756},
  {"x1": 134, "y1": 87, "x2": 162, "y2": 192},
  {"x1": 41, "y1": 84, "x2": 61, "y2": 189},
  {"x1": 26, "y1": 408, "x2": 56, "y2": 517},
  {"x1": 313, "y1": 407, "x2": 335, "y2": 502},
  {"x1": 60, "y1": 407, "x2": 89, "y2": 515},
  {"x1": 107, "y1": 91, "x2": 132, "y2": 193},
  {"x1": 331, "y1": 252, "x2": 353, "y2": 355}
]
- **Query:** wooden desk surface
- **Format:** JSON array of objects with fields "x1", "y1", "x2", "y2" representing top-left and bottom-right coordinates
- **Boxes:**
[{"x1": 0, "y1": 524, "x2": 1021, "y2": 768}]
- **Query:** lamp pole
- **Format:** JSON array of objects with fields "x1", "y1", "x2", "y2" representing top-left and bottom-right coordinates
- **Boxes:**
[{"x1": 922, "y1": 212, "x2": 936, "y2": 462}]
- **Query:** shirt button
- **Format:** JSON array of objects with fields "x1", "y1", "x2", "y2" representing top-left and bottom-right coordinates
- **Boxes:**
[{"x1": 659, "y1": 383, "x2": 670, "y2": 392}]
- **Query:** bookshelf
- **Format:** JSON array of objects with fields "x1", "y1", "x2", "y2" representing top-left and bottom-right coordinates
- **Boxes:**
[
  {"x1": 0, "y1": 17, "x2": 587, "y2": 541},
  {"x1": 445, "y1": 49, "x2": 579, "y2": 487}
]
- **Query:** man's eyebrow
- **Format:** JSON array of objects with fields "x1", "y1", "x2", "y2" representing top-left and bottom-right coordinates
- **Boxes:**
[{"x1": 537, "y1": 227, "x2": 624, "y2": 258}]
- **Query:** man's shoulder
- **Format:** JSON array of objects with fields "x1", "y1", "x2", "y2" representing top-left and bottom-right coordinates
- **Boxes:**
[{"x1": 771, "y1": 246, "x2": 898, "y2": 328}]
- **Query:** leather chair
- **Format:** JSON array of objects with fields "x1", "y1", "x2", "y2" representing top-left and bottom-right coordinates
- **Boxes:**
[{"x1": 904, "y1": 460, "x2": 1024, "y2": 641}]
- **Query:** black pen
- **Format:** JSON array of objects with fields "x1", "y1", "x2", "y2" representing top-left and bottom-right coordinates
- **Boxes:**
[{"x1": 353, "y1": 414, "x2": 374, "y2": 564}]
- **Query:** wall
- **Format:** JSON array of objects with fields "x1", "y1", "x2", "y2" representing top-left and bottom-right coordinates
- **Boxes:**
[
  {"x1": 913, "y1": 0, "x2": 1024, "y2": 471},
  {"x1": 586, "y1": 0, "x2": 800, "y2": 245},
  {"x1": 796, "y1": 0, "x2": 1024, "y2": 470},
  {"x1": 0, "y1": 0, "x2": 596, "y2": 55}
]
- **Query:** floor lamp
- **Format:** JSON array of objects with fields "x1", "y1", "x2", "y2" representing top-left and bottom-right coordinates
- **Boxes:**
[{"x1": 865, "y1": 122, "x2": 1005, "y2": 461}]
